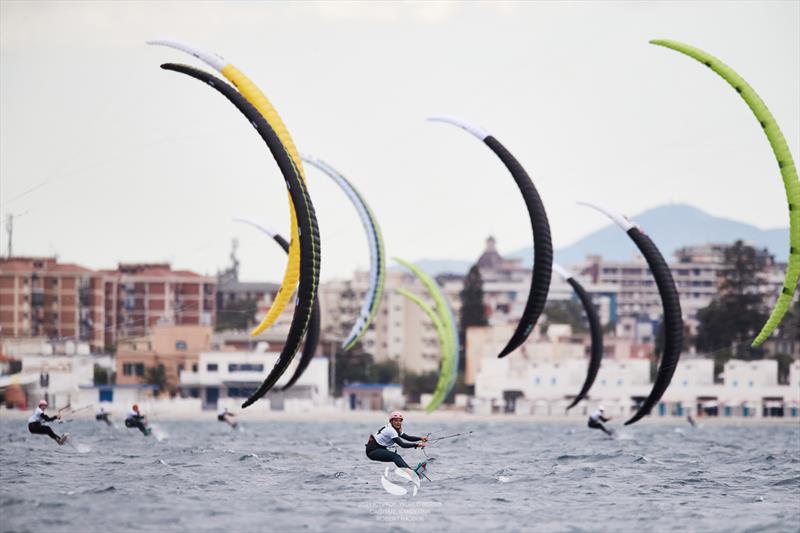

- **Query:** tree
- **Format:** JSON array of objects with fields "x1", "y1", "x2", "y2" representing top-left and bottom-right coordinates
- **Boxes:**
[
  {"x1": 333, "y1": 350, "x2": 372, "y2": 397},
  {"x1": 402, "y1": 370, "x2": 440, "y2": 404},
  {"x1": 372, "y1": 359, "x2": 400, "y2": 384},
  {"x1": 459, "y1": 264, "x2": 488, "y2": 338},
  {"x1": 695, "y1": 241, "x2": 769, "y2": 359},
  {"x1": 144, "y1": 364, "x2": 167, "y2": 395},
  {"x1": 332, "y1": 349, "x2": 401, "y2": 397},
  {"x1": 542, "y1": 300, "x2": 588, "y2": 334},
  {"x1": 458, "y1": 264, "x2": 488, "y2": 386},
  {"x1": 93, "y1": 364, "x2": 111, "y2": 386}
]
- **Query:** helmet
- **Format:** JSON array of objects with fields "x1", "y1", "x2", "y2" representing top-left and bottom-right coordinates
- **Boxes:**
[
  {"x1": 132, "y1": 404, "x2": 139, "y2": 412},
  {"x1": 598, "y1": 406, "x2": 605, "y2": 412},
  {"x1": 389, "y1": 411, "x2": 404, "y2": 421},
  {"x1": 38, "y1": 399, "x2": 48, "y2": 408}
]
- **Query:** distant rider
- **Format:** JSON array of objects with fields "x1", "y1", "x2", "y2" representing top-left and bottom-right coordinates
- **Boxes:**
[
  {"x1": 217, "y1": 407, "x2": 237, "y2": 429},
  {"x1": 587, "y1": 406, "x2": 613, "y2": 435},
  {"x1": 124, "y1": 404, "x2": 149, "y2": 435},
  {"x1": 28, "y1": 399, "x2": 67, "y2": 445},
  {"x1": 365, "y1": 411, "x2": 427, "y2": 470},
  {"x1": 96, "y1": 407, "x2": 112, "y2": 426}
]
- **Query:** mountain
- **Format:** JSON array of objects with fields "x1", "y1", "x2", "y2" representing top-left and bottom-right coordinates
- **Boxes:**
[
  {"x1": 546, "y1": 204, "x2": 790, "y2": 267},
  {"x1": 412, "y1": 204, "x2": 790, "y2": 276}
]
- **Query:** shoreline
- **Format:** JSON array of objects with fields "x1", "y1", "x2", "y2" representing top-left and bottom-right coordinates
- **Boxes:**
[{"x1": 2, "y1": 406, "x2": 798, "y2": 426}]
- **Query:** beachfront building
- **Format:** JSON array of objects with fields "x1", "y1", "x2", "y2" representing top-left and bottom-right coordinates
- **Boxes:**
[
  {"x1": 179, "y1": 349, "x2": 330, "y2": 411},
  {"x1": 101, "y1": 263, "x2": 216, "y2": 347},
  {"x1": 575, "y1": 243, "x2": 784, "y2": 336},
  {"x1": 472, "y1": 356, "x2": 800, "y2": 419},
  {"x1": 0, "y1": 258, "x2": 217, "y2": 352},
  {"x1": 0, "y1": 339, "x2": 102, "y2": 409},
  {"x1": 0, "y1": 257, "x2": 107, "y2": 351},
  {"x1": 317, "y1": 269, "x2": 461, "y2": 375},
  {"x1": 115, "y1": 324, "x2": 213, "y2": 392},
  {"x1": 474, "y1": 238, "x2": 616, "y2": 326}
]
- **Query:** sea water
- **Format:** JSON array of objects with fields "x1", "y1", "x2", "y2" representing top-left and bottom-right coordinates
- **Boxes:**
[{"x1": 1, "y1": 419, "x2": 798, "y2": 532}]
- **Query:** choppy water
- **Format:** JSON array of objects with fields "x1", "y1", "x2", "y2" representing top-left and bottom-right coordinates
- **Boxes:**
[{"x1": 1, "y1": 418, "x2": 798, "y2": 532}]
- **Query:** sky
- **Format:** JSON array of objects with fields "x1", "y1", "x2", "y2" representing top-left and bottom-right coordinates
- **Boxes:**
[{"x1": 1, "y1": 1, "x2": 798, "y2": 282}]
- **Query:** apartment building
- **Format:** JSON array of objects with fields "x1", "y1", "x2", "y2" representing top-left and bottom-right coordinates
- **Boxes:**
[
  {"x1": 0, "y1": 257, "x2": 106, "y2": 351},
  {"x1": 317, "y1": 269, "x2": 459, "y2": 374},
  {"x1": 101, "y1": 263, "x2": 216, "y2": 347},
  {"x1": 0, "y1": 258, "x2": 216, "y2": 351}
]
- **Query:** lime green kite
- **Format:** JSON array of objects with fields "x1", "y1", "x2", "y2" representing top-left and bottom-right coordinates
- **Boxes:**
[
  {"x1": 651, "y1": 39, "x2": 800, "y2": 347},
  {"x1": 394, "y1": 258, "x2": 458, "y2": 412}
]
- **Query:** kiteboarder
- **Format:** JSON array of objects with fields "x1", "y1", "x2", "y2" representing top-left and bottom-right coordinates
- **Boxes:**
[
  {"x1": 95, "y1": 407, "x2": 112, "y2": 426},
  {"x1": 588, "y1": 406, "x2": 613, "y2": 435},
  {"x1": 124, "y1": 404, "x2": 149, "y2": 435},
  {"x1": 365, "y1": 411, "x2": 427, "y2": 469},
  {"x1": 217, "y1": 407, "x2": 237, "y2": 429},
  {"x1": 27, "y1": 400, "x2": 67, "y2": 445}
]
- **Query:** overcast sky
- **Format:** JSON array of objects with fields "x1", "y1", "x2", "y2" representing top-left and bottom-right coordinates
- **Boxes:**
[{"x1": 1, "y1": 1, "x2": 798, "y2": 282}]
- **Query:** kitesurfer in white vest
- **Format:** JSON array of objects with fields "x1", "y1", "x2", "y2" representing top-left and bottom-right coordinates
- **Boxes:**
[
  {"x1": 27, "y1": 399, "x2": 67, "y2": 445},
  {"x1": 217, "y1": 407, "x2": 237, "y2": 428},
  {"x1": 365, "y1": 411, "x2": 427, "y2": 469},
  {"x1": 95, "y1": 407, "x2": 112, "y2": 426},
  {"x1": 124, "y1": 404, "x2": 149, "y2": 435},
  {"x1": 587, "y1": 406, "x2": 613, "y2": 435}
]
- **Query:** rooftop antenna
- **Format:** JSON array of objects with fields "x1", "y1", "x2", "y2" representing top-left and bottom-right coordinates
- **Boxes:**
[{"x1": 5, "y1": 214, "x2": 12, "y2": 257}]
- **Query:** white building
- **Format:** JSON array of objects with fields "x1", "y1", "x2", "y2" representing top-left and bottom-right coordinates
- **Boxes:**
[
  {"x1": 179, "y1": 350, "x2": 330, "y2": 411},
  {"x1": 0, "y1": 345, "x2": 102, "y2": 410},
  {"x1": 473, "y1": 356, "x2": 800, "y2": 419}
]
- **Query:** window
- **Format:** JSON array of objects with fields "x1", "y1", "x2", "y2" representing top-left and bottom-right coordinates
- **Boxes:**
[
  {"x1": 228, "y1": 363, "x2": 264, "y2": 372},
  {"x1": 192, "y1": 363, "x2": 198, "y2": 372},
  {"x1": 123, "y1": 363, "x2": 145, "y2": 376},
  {"x1": 227, "y1": 387, "x2": 257, "y2": 398},
  {"x1": 175, "y1": 340, "x2": 188, "y2": 351},
  {"x1": 207, "y1": 363, "x2": 218, "y2": 372}
]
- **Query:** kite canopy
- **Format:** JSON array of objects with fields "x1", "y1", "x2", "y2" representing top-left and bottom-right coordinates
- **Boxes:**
[
  {"x1": 650, "y1": 39, "x2": 799, "y2": 347},
  {"x1": 580, "y1": 203, "x2": 683, "y2": 425},
  {"x1": 158, "y1": 63, "x2": 320, "y2": 408},
  {"x1": 149, "y1": 38, "x2": 307, "y2": 338},
  {"x1": 428, "y1": 116, "x2": 552, "y2": 358},
  {"x1": 302, "y1": 155, "x2": 386, "y2": 351},
  {"x1": 552, "y1": 264, "x2": 604, "y2": 411},
  {"x1": 232, "y1": 219, "x2": 321, "y2": 391},
  {"x1": 394, "y1": 258, "x2": 459, "y2": 412}
]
